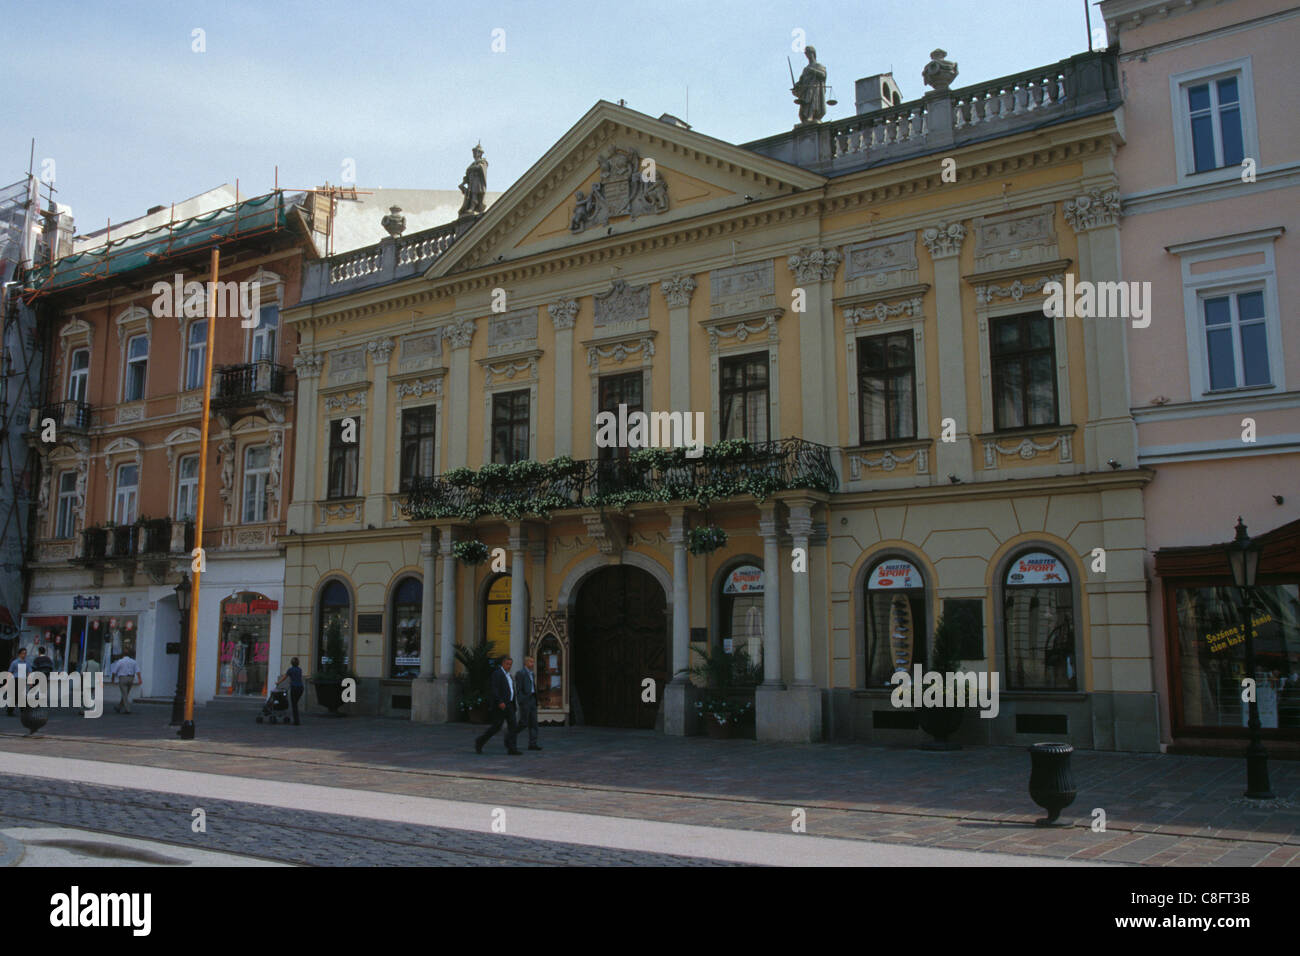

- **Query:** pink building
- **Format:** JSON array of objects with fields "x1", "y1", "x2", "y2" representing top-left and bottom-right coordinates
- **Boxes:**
[{"x1": 1104, "y1": 0, "x2": 1300, "y2": 748}]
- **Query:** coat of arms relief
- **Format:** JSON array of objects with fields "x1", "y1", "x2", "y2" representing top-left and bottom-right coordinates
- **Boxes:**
[{"x1": 570, "y1": 146, "x2": 669, "y2": 233}]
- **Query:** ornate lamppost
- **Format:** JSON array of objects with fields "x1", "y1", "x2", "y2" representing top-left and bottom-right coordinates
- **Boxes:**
[
  {"x1": 170, "y1": 573, "x2": 192, "y2": 726},
  {"x1": 1226, "y1": 517, "x2": 1273, "y2": 800}
]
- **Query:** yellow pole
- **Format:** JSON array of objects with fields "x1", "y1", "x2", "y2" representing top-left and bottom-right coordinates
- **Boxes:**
[{"x1": 181, "y1": 247, "x2": 220, "y2": 737}]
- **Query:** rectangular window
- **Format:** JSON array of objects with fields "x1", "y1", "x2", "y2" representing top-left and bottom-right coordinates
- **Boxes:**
[
  {"x1": 177, "y1": 454, "x2": 199, "y2": 521},
  {"x1": 857, "y1": 331, "x2": 916, "y2": 443},
  {"x1": 114, "y1": 463, "x2": 139, "y2": 525},
  {"x1": 55, "y1": 471, "x2": 77, "y2": 539},
  {"x1": 251, "y1": 305, "x2": 279, "y2": 363},
  {"x1": 491, "y1": 390, "x2": 530, "y2": 465},
  {"x1": 124, "y1": 334, "x2": 148, "y2": 402},
  {"x1": 1187, "y1": 76, "x2": 1244, "y2": 173},
  {"x1": 186, "y1": 320, "x2": 207, "y2": 391},
  {"x1": 1202, "y1": 289, "x2": 1269, "y2": 391},
  {"x1": 399, "y1": 405, "x2": 437, "y2": 491},
  {"x1": 68, "y1": 348, "x2": 89, "y2": 403},
  {"x1": 990, "y1": 313, "x2": 1057, "y2": 431},
  {"x1": 327, "y1": 419, "x2": 359, "y2": 499},
  {"x1": 719, "y1": 353, "x2": 770, "y2": 442},
  {"x1": 242, "y1": 445, "x2": 270, "y2": 523},
  {"x1": 597, "y1": 372, "x2": 643, "y2": 462}
]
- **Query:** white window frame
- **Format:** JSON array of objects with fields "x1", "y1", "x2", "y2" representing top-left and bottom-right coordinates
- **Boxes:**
[
  {"x1": 68, "y1": 348, "x2": 89, "y2": 403},
  {"x1": 55, "y1": 471, "x2": 77, "y2": 539},
  {"x1": 185, "y1": 319, "x2": 207, "y2": 391},
  {"x1": 1169, "y1": 57, "x2": 1258, "y2": 186},
  {"x1": 114, "y1": 463, "x2": 139, "y2": 525},
  {"x1": 1197, "y1": 286, "x2": 1271, "y2": 393},
  {"x1": 123, "y1": 333, "x2": 149, "y2": 403},
  {"x1": 242, "y1": 445, "x2": 270, "y2": 523},
  {"x1": 1173, "y1": 227, "x2": 1285, "y2": 401},
  {"x1": 177, "y1": 453, "x2": 199, "y2": 521},
  {"x1": 251, "y1": 304, "x2": 279, "y2": 364}
]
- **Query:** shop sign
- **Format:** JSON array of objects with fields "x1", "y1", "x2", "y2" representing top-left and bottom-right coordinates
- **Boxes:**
[
  {"x1": 222, "y1": 598, "x2": 279, "y2": 615},
  {"x1": 723, "y1": 565, "x2": 764, "y2": 594},
  {"x1": 868, "y1": 559, "x2": 922, "y2": 590},
  {"x1": 1006, "y1": 552, "x2": 1070, "y2": 586},
  {"x1": 73, "y1": 595, "x2": 100, "y2": 611}
]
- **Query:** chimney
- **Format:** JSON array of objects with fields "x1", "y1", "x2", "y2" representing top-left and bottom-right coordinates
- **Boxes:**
[{"x1": 855, "y1": 73, "x2": 904, "y2": 114}]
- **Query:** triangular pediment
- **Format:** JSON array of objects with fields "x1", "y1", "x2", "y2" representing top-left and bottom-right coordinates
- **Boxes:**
[{"x1": 427, "y1": 101, "x2": 824, "y2": 279}]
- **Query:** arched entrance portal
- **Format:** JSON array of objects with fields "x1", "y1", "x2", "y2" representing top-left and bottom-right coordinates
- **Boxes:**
[{"x1": 573, "y1": 565, "x2": 667, "y2": 729}]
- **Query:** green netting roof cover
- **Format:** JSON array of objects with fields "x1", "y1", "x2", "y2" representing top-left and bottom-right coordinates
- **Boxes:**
[{"x1": 24, "y1": 191, "x2": 290, "y2": 294}]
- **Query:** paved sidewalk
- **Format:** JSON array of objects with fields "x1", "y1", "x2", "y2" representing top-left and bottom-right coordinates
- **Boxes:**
[{"x1": 2, "y1": 703, "x2": 1298, "y2": 865}]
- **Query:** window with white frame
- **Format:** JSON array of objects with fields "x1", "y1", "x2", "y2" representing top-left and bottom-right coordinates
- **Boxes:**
[
  {"x1": 186, "y1": 320, "x2": 207, "y2": 390},
  {"x1": 252, "y1": 305, "x2": 278, "y2": 363},
  {"x1": 67, "y1": 348, "x2": 89, "y2": 403},
  {"x1": 55, "y1": 471, "x2": 77, "y2": 539},
  {"x1": 124, "y1": 334, "x2": 148, "y2": 402},
  {"x1": 1201, "y1": 289, "x2": 1270, "y2": 392},
  {"x1": 114, "y1": 463, "x2": 139, "y2": 525},
  {"x1": 243, "y1": 445, "x2": 270, "y2": 523},
  {"x1": 177, "y1": 454, "x2": 199, "y2": 520},
  {"x1": 1170, "y1": 59, "x2": 1258, "y2": 183}
]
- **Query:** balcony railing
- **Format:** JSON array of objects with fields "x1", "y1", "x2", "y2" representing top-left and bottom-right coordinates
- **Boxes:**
[
  {"x1": 211, "y1": 361, "x2": 289, "y2": 409},
  {"x1": 402, "y1": 437, "x2": 838, "y2": 522},
  {"x1": 75, "y1": 518, "x2": 194, "y2": 564},
  {"x1": 39, "y1": 400, "x2": 92, "y2": 432}
]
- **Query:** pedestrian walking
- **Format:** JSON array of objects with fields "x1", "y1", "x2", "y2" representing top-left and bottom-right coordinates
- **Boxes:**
[
  {"x1": 6, "y1": 648, "x2": 28, "y2": 716},
  {"x1": 279, "y1": 657, "x2": 305, "y2": 725},
  {"x1": 32, "y1": 647, "x2": 55, "y2": 678},
  {"x1": 475, "y1": 656, "x2": 521, "y2": 755},
  {"x1": 109, "y1": 653, "x2": 141, "y2": 714},
  {"x1": 517, "y1": 655, "x2": 542, "y2": 750}
]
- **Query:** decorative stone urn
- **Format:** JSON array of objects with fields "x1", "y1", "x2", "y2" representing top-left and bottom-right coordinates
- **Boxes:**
[
  {"x1": 922, "y1": 49, "x2": 959, "y2": 93},
  {"x1": 381, "y1": 205, "x2": 406, "y2": 237}
]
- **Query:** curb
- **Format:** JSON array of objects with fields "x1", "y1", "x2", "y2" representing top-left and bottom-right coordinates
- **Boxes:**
[{"x1": 0, "y1": 831, "x2": 25, "y2": 867}]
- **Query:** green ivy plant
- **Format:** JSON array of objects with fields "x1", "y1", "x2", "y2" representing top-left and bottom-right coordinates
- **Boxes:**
[
  {"x1": 452, "y1": 539, "x2": 491, "y2": 565},
  {"x1": 687, "y1": 525, "x2": 728, "y2": 555}
]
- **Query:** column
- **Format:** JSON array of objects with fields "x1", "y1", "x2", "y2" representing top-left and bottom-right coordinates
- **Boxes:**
[
  {"x1": 288, "y1": 347, "x2": 323, "y2": 532},
  {"x1": 418, "y1": 531, "x2": 436, "y2": 679},
  {"x1": 439, "y1": 527, "x2": 458, "y2": 675},
  {"x1": 788, "y1": 249, "x2": 843, "y2": 450},
  {"x1": 363, "y1": 337, "x2": 395, "y2": 527},
  {"x1": 663, "y1": 507, "x2": 693, "y2": 735},
  {"x1": 548, "y1": 300, "x2": 578, "y2": 457},
  {"x1": 508, "y1": 523, "x2": 528, "y2": 663},
  {"x1": 660, "y1": 275, "x2": 696, "y2": 412},
  {"x1": 443, "y1": 319, "x2": 476, "y2": 468},
  {"x1": 758, "y1": 501, "x2": 783, "y2": 685},
  {"x1": 788, "y1": 501, "x2": 814, "y2": 685},
  {"x1": 922, "y1": 222, "x2": 972, "y2": 482}
]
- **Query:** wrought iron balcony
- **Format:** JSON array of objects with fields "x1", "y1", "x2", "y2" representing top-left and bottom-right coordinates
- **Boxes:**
[
  {"x1": 139, "y1": 518, "x2": 173, "y2": 555},
  {"x1": 38, "y1": 400, "x2": 92, "y2": 433},
  {"x1": 211, "y1": 360, "x2": 289, "y2": 410},
  {"x1": 74, "y1": 519, "x2": 194, "y2": 565},
  {"x1": 402, "y1": 437, "x2": 838, "y2": 522}
]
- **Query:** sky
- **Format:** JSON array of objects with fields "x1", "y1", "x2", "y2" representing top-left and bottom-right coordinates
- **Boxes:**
[{"x1": 4, "y1": 0, "x2": 1104, "y2": 236}]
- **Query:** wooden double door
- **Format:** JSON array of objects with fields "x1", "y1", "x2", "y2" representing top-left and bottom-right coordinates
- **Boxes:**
[{"x1": 573, "y1": 565, "x2": 667, "y2": 729}]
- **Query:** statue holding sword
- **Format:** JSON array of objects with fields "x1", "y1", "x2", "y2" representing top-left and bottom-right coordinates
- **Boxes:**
[{"x1": 790, "y1": 46, "x2": 828, "y2": 126}]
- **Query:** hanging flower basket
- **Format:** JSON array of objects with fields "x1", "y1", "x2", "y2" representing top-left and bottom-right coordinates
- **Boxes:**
[
  {"x1": 453, "y1": 539, "x2": 491, "y2": 565},
  {"x1": 687, "y1": 525, "x2": 728, "y2": 555}
]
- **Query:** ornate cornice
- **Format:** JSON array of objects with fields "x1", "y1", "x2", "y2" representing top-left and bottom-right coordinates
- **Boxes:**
[
  {"x1": 1063, "y1": 189, "x2": 1121, "y2": 232},
  {"x1": 921, "y1": 222, "x2": 967, "y2": 259},
  {"x1": 787, "y1": 247, "x2": 842, "y2": 283},
  {"x1": 844, "y1": 297, "x2": 924, "y2": 326},
  {"x1": 660, "y1": 274, "x2": 697, "y2": 308},
  {"x1": 974, "y1": 273, "x2": 1064, "y2": 306}
]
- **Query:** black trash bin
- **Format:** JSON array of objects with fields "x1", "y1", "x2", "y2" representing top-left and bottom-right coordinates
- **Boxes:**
[{"x1": 1028, "y1": 741, "x2": 1076, "y2": 826}]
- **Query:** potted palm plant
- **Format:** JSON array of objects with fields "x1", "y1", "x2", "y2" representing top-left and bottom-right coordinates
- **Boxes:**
[
  {"x1": 453, "y1": 643, "x2": 494, "y2": 723},
  {"x1": 312, "y1": 616, "x2": 354, "y2": 716},
  {"x1": 918, "y1": 613, "x2": 969, "y2": 749},
  {"x1": 680, "y1": 645, "x2": 762, "y2": 739}
]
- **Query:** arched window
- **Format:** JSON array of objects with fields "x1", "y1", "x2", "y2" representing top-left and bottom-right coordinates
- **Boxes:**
[
  {"x1": 1002, "y1": 550, "x2": 1076, "y2": 690},
  {"x1": 483, "y1": 574, "x2": 511, "y2": 658},
  {"x1": 718, "y1": 562, "x2": 764, "y2": 669},
  {"x1": 317, "y1": 580, "x2": 352, "y2": 673},
  {"x1": 864, "y1": 556, "x2": 927, "y2": 686},
  {"x1": 390, "y1": 576, "x2": 422, "y2": 678}
]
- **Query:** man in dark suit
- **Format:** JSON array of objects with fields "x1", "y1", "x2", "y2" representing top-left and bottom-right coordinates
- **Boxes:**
[
  {"x1": 475, "y1": 656, "x2": 521, "y2": 755},
  {"x1": 517, "y1": 655, "x2": 542, "y2": 751}
]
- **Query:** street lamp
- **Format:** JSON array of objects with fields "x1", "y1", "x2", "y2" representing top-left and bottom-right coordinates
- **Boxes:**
[
  {"x1": 170, "y1": 574, "x2": 192, "y2": 726},
  {"x1": 1226, "y1": 517, "x2": 1273, "y2": 800}
]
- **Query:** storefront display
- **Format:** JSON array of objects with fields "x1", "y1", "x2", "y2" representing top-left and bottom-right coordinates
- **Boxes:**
[
  {"x1": 720, "y1": 564, "x2": 763, "y2": 666},
  {"x1": 865, "y1": 557, "x2": 927, "y2": 686},
  {"x1": 217, "y1": 592, "x2": 275, "y2": 697},
  {"x1": 1003, "y1": 551, "x2": 1075, "y2": 690}
]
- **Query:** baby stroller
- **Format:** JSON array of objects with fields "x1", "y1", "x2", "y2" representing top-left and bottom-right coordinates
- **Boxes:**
[{"x1": 256, "y1": 676, "x2": 293, "y2": 725}]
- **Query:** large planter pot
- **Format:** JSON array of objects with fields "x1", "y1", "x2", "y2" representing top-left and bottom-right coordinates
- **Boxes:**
[
  {"x1": 703, "y1": 714, "x2": 737, "y2": 739},
  {"x1": 466, "y1": 707, "x2": 489, "y2": 724},
  {"x1": 918, "y1": 706, "x2": 965, "y2": 750},
  {"x1": 312, "y1": 678, "x2": 346, "y2": 717}
]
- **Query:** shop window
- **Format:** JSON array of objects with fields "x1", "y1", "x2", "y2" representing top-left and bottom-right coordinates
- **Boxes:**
[
  {"x1": 1173, "y1": 584, "x2": 1300, "y2": 731},
  {"x1": 88, "y1": 615, "x2": 137, "y2": 668},
  {"x1": 718, "y1": 563, "x2": 765, "y2": 669},
  {"x1": 1002, "y1": 550, "x2": 1076, "y2": 690},
  {"x1": 720, "y1": 352, "x2": 769, "y2": 442},
  {"x1": 317, "y1": 580, "x2": 352, "y2": 672},
  {"x1": 857, "y1": 331, "x2": 916, "y2": 443},
  {"x1": 491, "y1": 390, "x2": 530, "y2": 465},
  {"x1": 218, "y1": 592, "x2": 273, "y2": 697},
  {"x1": 483, "y1": 574, "x2": 511, "y2": 658},
  {"x1": 990, "y1": 313, "x2": 1057, "y2": 431},
  {"x1": 864, "y1": 557, "x2": 927, "y2": 687},
  {"x1": 390, "y1": 576, "x2": 422, "y2": 679}
]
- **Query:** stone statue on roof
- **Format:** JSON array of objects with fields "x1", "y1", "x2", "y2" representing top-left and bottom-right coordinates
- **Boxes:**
[
  {"x1": 792, "y1": 46, "x2": 828, "y2": 126},
  {"x1": 458, "y1": 144, "x2": 488, "y2": 217}
]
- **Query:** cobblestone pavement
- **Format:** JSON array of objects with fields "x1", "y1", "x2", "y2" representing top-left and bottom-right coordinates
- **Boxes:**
[
  {"x1": 0, "y1": 773, "x2": 733, "y2": 867},
  {"x1": 3, "y1": 702, "x2": 1299, "y2": 865}
]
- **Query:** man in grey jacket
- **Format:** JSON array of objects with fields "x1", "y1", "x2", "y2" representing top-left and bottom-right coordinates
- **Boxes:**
[{"x1": 516, "y1": 655, "x2": 542, "y2": 751}]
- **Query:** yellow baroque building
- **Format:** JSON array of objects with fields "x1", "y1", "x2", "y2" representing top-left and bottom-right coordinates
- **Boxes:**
[{"x1": 283, "y1": 49, "x2": 1159, "y2": 750}]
